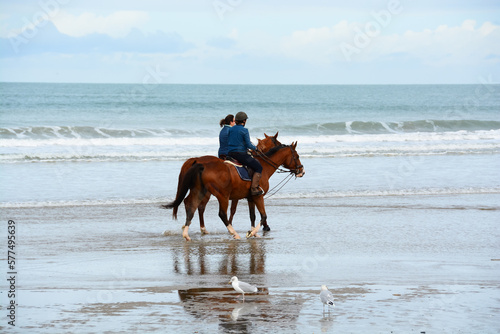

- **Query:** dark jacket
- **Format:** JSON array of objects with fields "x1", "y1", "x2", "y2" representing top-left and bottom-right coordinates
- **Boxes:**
[
  {"x1": 218, "y1": 125, "x2": 231, "y2": 157},
  {"x1": 228, "y1": 124, "x2": 256, "y2": 153}
]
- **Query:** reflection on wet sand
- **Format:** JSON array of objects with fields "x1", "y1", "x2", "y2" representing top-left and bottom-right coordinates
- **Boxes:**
[
  {"x1": 320, "y1": 313, "x2": 335, "y2": 333},
  {"x1": 171, "y1": 238, "x2": 266, "y2": 276},
  {"x1": 178, "y1": 287, "x2": 269, "y2": 314},
  {"x1": 178, "y1": 287, "x2": 307, "y2": 333},
  {"x1": 173, "y1": 238, "x2": 307, "y2": 332}
]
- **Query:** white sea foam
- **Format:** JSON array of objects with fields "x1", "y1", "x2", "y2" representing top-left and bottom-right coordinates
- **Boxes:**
[
  {"x1": 267, "y1": 187, "x2": 500, "y2": 200},
  {"x1": 2, "y1": 187, "x2": 499, "y2": 208},
  {"x1": 1, "y1": 130, "x2": 498, "y2": 147},
  {"x1": 0, "y1": 130, "x2": 498, "y2": 163},
  {"x1": 0, "y1": 197, "x2": 170, "y2": 208},
  {"x1": 0, "y1": 136, "x2": 219, "y2": 148}
]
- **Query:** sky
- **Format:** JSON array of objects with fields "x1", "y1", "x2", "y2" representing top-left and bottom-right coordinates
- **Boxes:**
[{"x1": 0, "y1": 0, "x2": 499, "y2": 84}]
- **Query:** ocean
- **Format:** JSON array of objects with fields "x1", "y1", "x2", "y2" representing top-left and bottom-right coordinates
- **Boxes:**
[
  {"x1": 1, "y1": 83, "x2": 500, "y2": 332},
  {"x1": 1, "y1": 83, "x2": 499, "y2": 206}
]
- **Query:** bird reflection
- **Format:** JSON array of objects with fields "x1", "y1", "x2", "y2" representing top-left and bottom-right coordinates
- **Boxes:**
[
  {"x1": 320, "y1": 313, "x2": 335, "y2": 333},
  {"x1": 177, "y1": 287, "x2": 268, "y2": 333},
  {"x1": 230, "y1": 303, "x2": 258, "y2": 321},
  {"x1": 178, "y1": 286, "x2": 308, "y2": 333}
]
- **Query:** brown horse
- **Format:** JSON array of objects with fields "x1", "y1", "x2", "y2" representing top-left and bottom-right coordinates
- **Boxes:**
[
  {"x1": 163, "y1": 142, "x2": 305, "y2": 241},
  {"x1": 173, "y1": 133, "x2": 281, "y2": 235}
]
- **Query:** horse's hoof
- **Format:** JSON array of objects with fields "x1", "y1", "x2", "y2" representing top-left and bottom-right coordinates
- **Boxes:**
[
  {"x1": 246, "y1": 231, "x2": 252, "y2": 238},
  {"x1": 233, "y1": 233, "x2": 241, "y2": 240},
  {"x1": 200, "y1": 228, "x2": 209, "y2": 235},
  {"x1": 263, "y1": 226, "x2": 271, "y2": 232}
]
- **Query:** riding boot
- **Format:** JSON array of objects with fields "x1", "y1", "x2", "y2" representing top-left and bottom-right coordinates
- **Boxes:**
[{"x1": 251, "y1": 172, "x2": 264, "y2": 196}]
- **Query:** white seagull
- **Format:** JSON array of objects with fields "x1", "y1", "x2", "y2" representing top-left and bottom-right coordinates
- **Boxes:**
[
  {"x1": 320, "y1": 285, "x2": 335, "y2": 312},
  {"x1": 229, "y1": 276, "x2": 258, "y2": 301}
]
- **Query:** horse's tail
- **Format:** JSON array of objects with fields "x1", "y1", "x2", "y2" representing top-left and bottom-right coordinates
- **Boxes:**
[
  {"x1": 171, "y1": 158, "x2": 197, "y2": 219},
  {"x1": 162, "y1": 162, "x2": 204, "y2": 219}
]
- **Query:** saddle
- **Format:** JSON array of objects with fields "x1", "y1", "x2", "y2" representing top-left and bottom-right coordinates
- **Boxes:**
[{"x1": 224, "y1": 157, "x2": 254, "y2": 181}]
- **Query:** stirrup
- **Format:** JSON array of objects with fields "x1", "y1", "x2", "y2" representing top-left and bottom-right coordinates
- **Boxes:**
[{"x1": 251, "y1": 187, "x2": 264, "y2": 196}]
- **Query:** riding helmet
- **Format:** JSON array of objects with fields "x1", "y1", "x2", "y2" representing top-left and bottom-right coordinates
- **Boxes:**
[{"x1": 235, "y1": 111, "x2": 248, "y2": 122}]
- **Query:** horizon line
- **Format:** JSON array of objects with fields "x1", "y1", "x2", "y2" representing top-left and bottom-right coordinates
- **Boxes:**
[{"x1": 1, "y1": 81, "x2": 497, "y2": 86}]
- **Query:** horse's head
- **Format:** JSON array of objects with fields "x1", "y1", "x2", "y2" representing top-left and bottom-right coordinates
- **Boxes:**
[
  {"x1": 283, "y1": 142, "x2": 305, "y2": 178},
  {"x1": 257, "y1": 132, "x2": 281, "y2": 153}
]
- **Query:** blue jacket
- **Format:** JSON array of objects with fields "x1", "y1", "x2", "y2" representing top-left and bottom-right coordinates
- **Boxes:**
[
  {"x1": 218, "y1": 125, "x2": 231, "y2": 157},
  {"x1": 228, "y1": 124, "x2": 257, "y2": 153}
]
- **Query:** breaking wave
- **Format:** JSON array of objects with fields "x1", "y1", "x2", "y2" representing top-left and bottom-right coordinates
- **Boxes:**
[
  {"x1": 1, "y1": 123, "x2": 499, "y2": 163},
  {"x1": 1, "y1": 120, "x2": 500, "y2": 140}
]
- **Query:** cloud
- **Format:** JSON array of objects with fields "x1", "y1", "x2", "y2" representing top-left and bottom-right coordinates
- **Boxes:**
[
  {"x1": 281, "y1": 21, "x2": 354, "y2": 64},
  {"x1": 392, "y1": 20, "x2": 500, "y2": 65},
  {"x1": 206, "y1": 36, "x2": 236, "y2": 49},
  {"x1": 0, "y1": 21, "x2": 193, "y2": 57},
  {"x1": 206, "y1": 29, "x2": 238, "y2": 49},
  {"x1": 280, "y1": 19, "x2": 500, "y2": 65},
  {"x1": 51, "y1": 10, "x2": 149, "y2": 38}
]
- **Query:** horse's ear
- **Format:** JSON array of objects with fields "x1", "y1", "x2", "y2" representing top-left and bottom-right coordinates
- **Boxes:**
[
  {"x1": 274, "y1": 131, "x2": 279, "y2": 139},
  {"x1": 264, "y1": 133, "x2": 269, "y2": 138},
  {"x1": 292, "y1": 141, "x2": 297, "y2": 149},
  {"x1": 258, "y1": 138, "x2": 262, "y2": 145}
]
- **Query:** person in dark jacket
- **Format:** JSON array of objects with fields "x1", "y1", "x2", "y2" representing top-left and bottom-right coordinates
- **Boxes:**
[
  {"x1": 228, "y1": 111, "x2": 264, "y2": 196},
  {"x1": 218, "y1": 114, "x2": 235, "y2": 159}
]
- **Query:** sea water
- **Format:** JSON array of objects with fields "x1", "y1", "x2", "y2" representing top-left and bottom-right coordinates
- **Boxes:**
[
  {"x1": 1, "y1": 83, "x2": 500, "y2": 333},
  {"x1": 1, "y1": 83, "x2": 499, "y2": 206}
]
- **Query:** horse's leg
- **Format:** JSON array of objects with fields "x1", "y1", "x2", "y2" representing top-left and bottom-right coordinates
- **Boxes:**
[
  {"x1": 182, "y1": 189, "x2": 207, "y2": 241},
  {"x1": 228, "y1": 199, "x2": 238, "y2": 225},
  {"x1": 247, "y1": 196, "x2": 267, "y2": 238},
  {"x1": 198, "y1": 193, "x2": 210, "y2": 235},
  {"x1": 219, "y1": 198, "x2": 241, "y2": 239},
  {"x1": 247, "y1": 199, "x2": 256, "y2": 228},
  {"x1": 205, "y1": 186, "x2": 241, "y2": 239},
  {"x1": 202, "y1": 181, "x2": 241, "y2": 240},
  {"x1": 262, "y1": 217, "x2": 271, "y2": 232},
  {"x1": 182, "y1": 194, "x2": 195, "y2": 241}
]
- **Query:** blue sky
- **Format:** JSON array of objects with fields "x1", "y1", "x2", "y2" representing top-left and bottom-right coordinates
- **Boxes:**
[{"x1": 1, "y1": 0, "x2": 499, "y2": 84}]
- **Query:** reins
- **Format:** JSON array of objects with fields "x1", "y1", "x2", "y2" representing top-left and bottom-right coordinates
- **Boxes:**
[
  {"x1": 254, "y1": 145, "x2": 302, "y2": 174},
  {"x1": 253, "y1": 144, "x2": 303, "y2": 199},
  {"x1": 264, "y1": 173, "x2": 295, "y2": 199}
]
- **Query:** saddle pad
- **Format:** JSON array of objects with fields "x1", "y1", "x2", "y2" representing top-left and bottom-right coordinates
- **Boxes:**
[
  {"x1": 224, "y1": 160, "x2": 243, "y2": 167},
  {"x1": 224, "y1": 161, "x2": 251, "y2": 181}
]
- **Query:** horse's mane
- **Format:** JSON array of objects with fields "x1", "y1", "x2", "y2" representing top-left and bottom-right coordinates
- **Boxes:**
[{"x1": 263, "y1": 145, "x2": 287, "y2": 157}]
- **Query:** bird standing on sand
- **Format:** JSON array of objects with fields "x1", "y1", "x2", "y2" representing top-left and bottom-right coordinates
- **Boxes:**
[
  {"x1": 320, "y1": 285, "x2": 335, "y2": 312},
  {"x1": 229, "y1": 276, "x2": 258, "y2": 301}
]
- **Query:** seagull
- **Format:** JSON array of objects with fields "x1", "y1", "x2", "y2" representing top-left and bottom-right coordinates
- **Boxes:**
[
  {"x1": 320, "y1": 285, "x2": 335, "y2": 312},
  {"x1": 229, "y1": 276, "x2": 257, "y2": 301}
]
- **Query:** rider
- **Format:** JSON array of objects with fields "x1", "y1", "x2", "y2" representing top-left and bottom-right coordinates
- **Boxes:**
[
  {"x1": 218, "y1": 114, "x2": 235, "y2": 159},
  {"x1": 227, "y1": 112, "x2": 264, "y2": 196}
]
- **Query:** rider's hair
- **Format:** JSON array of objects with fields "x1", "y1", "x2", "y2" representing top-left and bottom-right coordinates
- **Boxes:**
[{"x1": 219, "y1": 114, "x2": 234, "y2": 127}]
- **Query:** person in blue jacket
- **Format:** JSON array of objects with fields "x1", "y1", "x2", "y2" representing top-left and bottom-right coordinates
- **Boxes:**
[
  {"x1": 228, "y1": 111, "x2": 264, "y2": 196},
  {"x1": 218, "y1": 114, "x2": 235, "y2": 159}
]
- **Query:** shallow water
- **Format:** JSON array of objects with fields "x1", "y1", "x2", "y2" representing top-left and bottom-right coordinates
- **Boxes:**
[
  {"x1": 1, "y1": 83, "x2": 499, "y2": 332},
  {"x1": 1, "y1": 193, "x2": 499, "y2": 333}
]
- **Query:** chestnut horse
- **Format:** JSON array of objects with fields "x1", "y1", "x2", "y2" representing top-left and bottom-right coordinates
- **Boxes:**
[
  {"x1": 163, "y1": 142, "x2": 304, "y2": 241},
  {"x1": 173, "y1": 133, "x2": 281, "y2": 235}
]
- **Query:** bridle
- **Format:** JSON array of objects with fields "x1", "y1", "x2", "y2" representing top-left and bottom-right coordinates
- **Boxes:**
[
  {"x1": 254, "y1": 144, "x2": 303, "y2": 175},
  {"x1": 253, "y1": 144, "x2": 303, "y2": 199}
]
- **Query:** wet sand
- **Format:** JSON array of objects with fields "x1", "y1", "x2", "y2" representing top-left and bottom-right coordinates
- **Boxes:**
[{"x1": 1, "y1": 194, "x2": 500, "y2": 333}]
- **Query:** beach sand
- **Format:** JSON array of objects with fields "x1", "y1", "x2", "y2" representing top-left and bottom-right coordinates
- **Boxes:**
[{"x1": 1, "y1": 193, "x2": 499, "y2": 333}]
